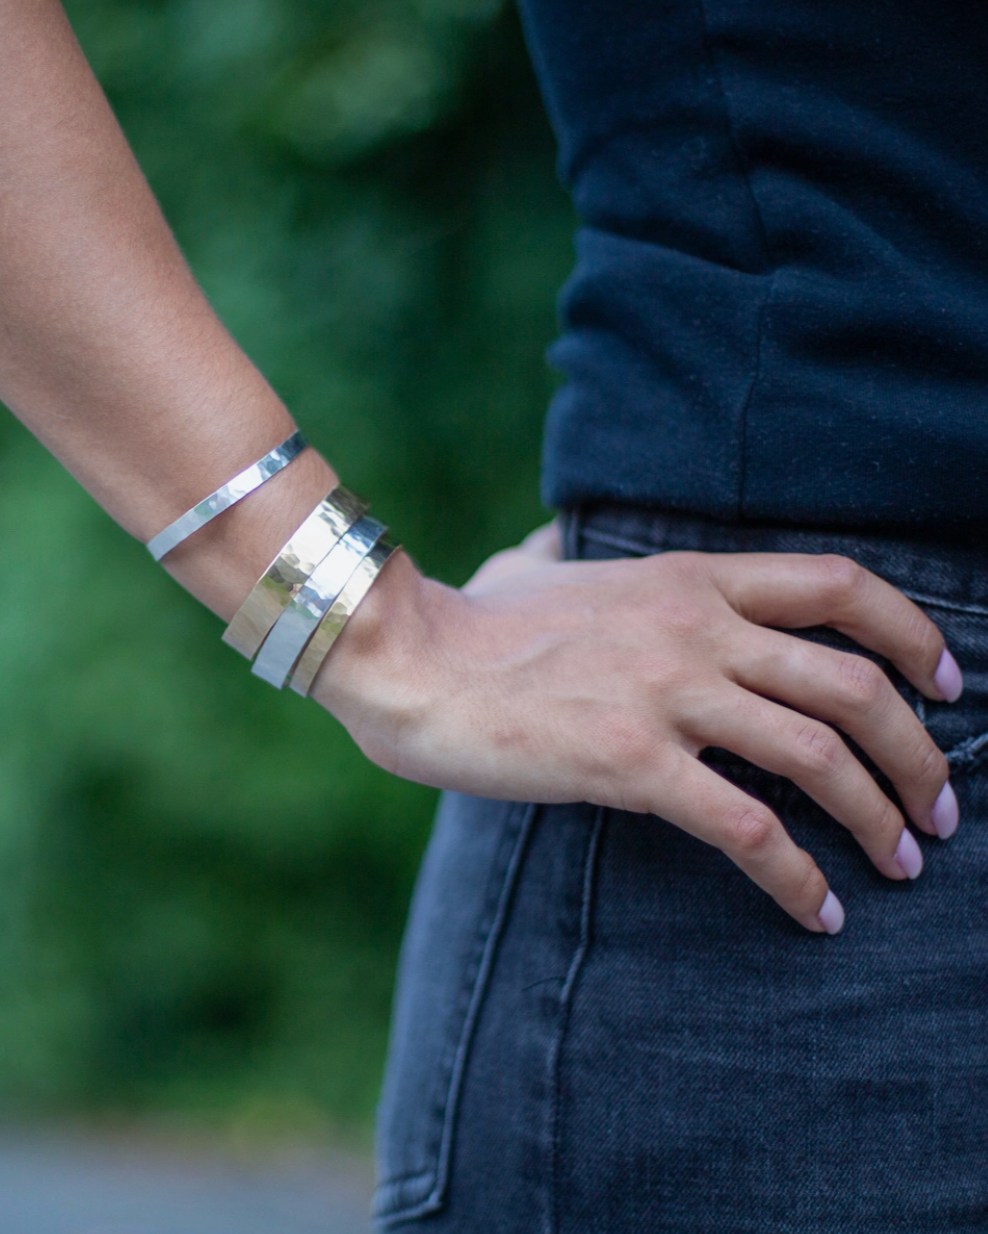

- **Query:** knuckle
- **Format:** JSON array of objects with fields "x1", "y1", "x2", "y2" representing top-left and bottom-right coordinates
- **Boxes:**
[
  {"x1": 793, "y1": 721, "x2": 845, "y2": 777},
  {"x1": 656, "y1": 603, "x2": 703, "y2": 641},
  {"x1": 725, "y1": 804, "x2": 779, "y2": 858},
  {"x1": 836, "y1": 654, "x2": 887, "y2": 711},
  {"x1": 599, "y1": 718, "x2": 656, "y2": 776},
  {"x1": 816, "y1": 554, "x2": 865, "y2": 606},
  {"x1": 582, "y1": 737, "x2": 678, "y2": 815},
  {"x1": 902, "y1": 609, "x2": 944, "y2": 673},
  {"x1": 791, "y1": 856, "x2": 828, "y2": 911},
  {"x1": 658, "y1": 550, "x2": 711, "y2": 583},
  {"x1": 872, "y1": 795, "x2": 903, "y2": 841},
  {"x1": 913, "y1": 740, "x2": 949, "y2": 790}
]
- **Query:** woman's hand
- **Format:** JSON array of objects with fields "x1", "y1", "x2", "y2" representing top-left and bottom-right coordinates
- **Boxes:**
[{"x1": 314, "y1": 528, "x2": 962, "y2": 935}]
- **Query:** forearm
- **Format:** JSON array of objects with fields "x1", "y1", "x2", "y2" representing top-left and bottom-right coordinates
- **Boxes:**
[{"x1": 0, "y1": 0, "x2": 337, "y2": 617}]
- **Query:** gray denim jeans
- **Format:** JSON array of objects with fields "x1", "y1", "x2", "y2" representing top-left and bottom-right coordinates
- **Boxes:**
[{"x1": 374, "y1": 505, "x2": 988, "y2": 1233}]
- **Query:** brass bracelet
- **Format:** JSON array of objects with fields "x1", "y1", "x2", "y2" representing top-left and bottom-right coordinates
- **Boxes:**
[
  {"x1": 289, "y1": 538, "x2": 398, "y2": 697},
  {"x1": 251, "y1": 515, "x2": 387, "y2": 689},
  {"x1": 222, "y1": 485, "x2": 367, "y2": 659}
]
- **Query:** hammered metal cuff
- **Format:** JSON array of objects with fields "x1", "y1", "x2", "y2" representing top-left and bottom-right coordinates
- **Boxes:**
[
  {"x1": 289, "y1": 538, "x2": 398, "y2": 697},
  {"x1": 222, "y1": 485, "x2": 368, "y2": 659},
  {"x1": 251, "y1": 514, "x2": 387, "y2": 689},
  {"x1": 146, "y1": 430, "x2": 307, "y2": 561}
]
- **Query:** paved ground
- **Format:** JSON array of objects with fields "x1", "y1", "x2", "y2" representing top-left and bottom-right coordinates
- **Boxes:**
[{"x1": 0, "y1": 1128, "x2": 374, "y2": 1234}]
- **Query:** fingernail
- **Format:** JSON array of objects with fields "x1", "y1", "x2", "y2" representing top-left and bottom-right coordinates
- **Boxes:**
[
  {"x1": 817, "y1": 890, "x2": 845, "y2": 935},
  {"x1": 931, "y1": 780, "x2": 959, "y2": 839},
  {"x1": 934, "y1": 649, "x2": 963, "y2": 702},
  {"x1": 894, "y1": 828, "x2": 923, "y2": 879}
]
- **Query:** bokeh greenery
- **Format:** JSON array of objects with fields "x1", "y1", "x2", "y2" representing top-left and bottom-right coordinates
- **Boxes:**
[{"x1": 0, "y1": 0, "x2": 571, "y2": 1137}]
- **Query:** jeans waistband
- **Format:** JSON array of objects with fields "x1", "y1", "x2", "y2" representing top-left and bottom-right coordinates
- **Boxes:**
[{"x1": 563, "y1": 504, "x2": 988, "y2": 613}]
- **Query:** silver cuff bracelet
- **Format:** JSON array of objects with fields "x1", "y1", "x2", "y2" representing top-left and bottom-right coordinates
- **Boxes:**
[
  {"x1": 251, "y1": 514, "x2": 387, "y2": 689},
  {"x1": 222, "y1": 485, "x2": 368, "y2": 659},
  {"x1": 289, "y1": 537, "x2": 398, "y2": 697},
  {"x1": 146, "y1": 429, "x2": 307, "y2": 561}
]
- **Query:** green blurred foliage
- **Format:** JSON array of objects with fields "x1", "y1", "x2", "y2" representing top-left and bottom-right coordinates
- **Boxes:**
[{"x1": 0, "y1": 0, "x2": 571, "y2": 1134}]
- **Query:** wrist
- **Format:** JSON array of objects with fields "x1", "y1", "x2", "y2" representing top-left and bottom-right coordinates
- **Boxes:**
[
  {"x1": 310, "y1": 549, "x2": 452, "y2": 762},
  {"x1": 160, "y1": 446, "x2": 339, "y2": 621}
]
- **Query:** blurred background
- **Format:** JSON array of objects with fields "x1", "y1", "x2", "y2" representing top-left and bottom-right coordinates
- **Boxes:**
[{"x1": 0, "y1": 0, "x2": 572, "y2": 1224}]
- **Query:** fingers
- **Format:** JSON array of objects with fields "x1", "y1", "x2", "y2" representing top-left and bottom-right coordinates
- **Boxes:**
[
  {"x1": 707, "y1": 552, "x2": 962, "y2": 702},
  {"x1": 699, "y1": 687, "x2": 924, "y2": 881},
  {"x1": 462, "y1": 522, "x2": 562, "y2": 595},
  {"x1": 735, "y1": 630, "x2": 954, "y2": 838},
  {"x1": 645, "y1": 746, "x2": 841, "y2": 934},
  {"x1": 518, "y1": 520, "x2": 562, "y2": 561}
]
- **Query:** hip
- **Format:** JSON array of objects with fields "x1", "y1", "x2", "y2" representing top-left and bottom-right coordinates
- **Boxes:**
[{"x1": 374, "y1": 504, "x2": 988, "y2": 1231}]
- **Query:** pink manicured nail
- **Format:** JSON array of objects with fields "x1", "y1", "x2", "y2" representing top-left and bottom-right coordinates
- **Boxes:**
[
  {"x1": 931, "y1": 781, "x2": 959, "y2": 839},
  {"x1": 894, "y1": 828, "x2": 923, "y2": 879},
  {"x1": 934, "y1": 649, "x2": 963, "y2": 702},
  {"x1": 817, "y1": 890, "x2": 845, "y2": 935}
]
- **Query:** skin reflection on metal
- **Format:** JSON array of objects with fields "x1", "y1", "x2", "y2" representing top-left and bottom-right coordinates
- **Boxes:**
[
  {"x1": 223, "y1": 485, "x2": 368, "y2": 659},
  {"x1": 290, "y1": 538, "x2": 398, "y2": 697},
  {"x1": 251, "y1": 514, "x2": 386, "y2": 689}
]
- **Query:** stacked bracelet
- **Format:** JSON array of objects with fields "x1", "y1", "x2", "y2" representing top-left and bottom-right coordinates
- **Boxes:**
[
  {"x1": 146, "y1": 430, "x2": 307, "y2": 561},
  {"x1": 146, "y1": 434, "x2": 397, "y2": 696},
  {"x1": 274, "y1": 518, "x2": 397, "y2": 695},
  {"x1": 289, "y1": 537, "x2": 397, "y2": 696},
  {"x1": 222, "y1": 485, "x2": 368, "y2": 658},
  {"x1": 251, "y1": 514, "x2": 387, "y2": 689}
]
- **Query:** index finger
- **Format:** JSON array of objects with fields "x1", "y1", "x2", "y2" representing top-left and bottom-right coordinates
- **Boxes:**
[{"x1": 705, "y1": 551, "x2": 962, "y2": 703}]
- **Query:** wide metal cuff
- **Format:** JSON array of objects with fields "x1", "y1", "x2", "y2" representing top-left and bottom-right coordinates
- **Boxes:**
[
  {"x1": 251, "y1": 514, "x2": 386, "y2": 689},
  {"x1": 222, "y1": 485, "x2": 368, "y2": 659},
  {"x1": 289, "y1": 538, "x2": 398, "y2": 697}
]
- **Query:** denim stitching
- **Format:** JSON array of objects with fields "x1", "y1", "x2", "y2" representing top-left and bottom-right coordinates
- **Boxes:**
[
  {"x1": 374, "y1": 801, "x2": 539, "y2": 1225},
  {"x1": 546, "y1": 809, "x2": 605, "y2": 1234},
  {"x1": 899, "y1": 590, "x2": 988, "y2": 619},
  {"x1": 945, "y1": 729, "x2": 988, "y2": 771},
  {"x1": 429, "y1": 801, "x2": 538, "y2": 1213}
]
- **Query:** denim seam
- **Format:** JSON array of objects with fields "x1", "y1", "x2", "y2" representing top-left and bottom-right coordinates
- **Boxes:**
[
  {"x1": 545, "y1": 808, "x2": 605, "y2": 1234},
  {"x1": 899, "y1": 589, "x2": 988, "y2": 618},
  {"x1": 375, "y1": 1166, "x2": 433, "y2": 1190},
  {"x1": 373, "y1": 800, "x2": 540, "y2": 1226}
]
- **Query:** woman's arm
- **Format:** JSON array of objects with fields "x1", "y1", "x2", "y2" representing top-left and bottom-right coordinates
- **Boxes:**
[
  {"x1": 0, "y1": 0, "x2": 962, "y2": 935},
  {"x1": 0, "y1": 0, "x2": 335, "y2": 615}
]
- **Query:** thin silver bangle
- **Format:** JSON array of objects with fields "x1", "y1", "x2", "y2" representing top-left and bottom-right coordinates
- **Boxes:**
[
  {"x1": 146, "y1": 430, "x2": 307, "y2": 562},
  {"x1": 289, "y1": 538, "x2": 398, "y2": 697},
  {"x1": 251, "y1": 515, "x2": 386, "y2": 689},
  {"x1": 222, "y1": 485, "x2": 368, "y2": 659}
]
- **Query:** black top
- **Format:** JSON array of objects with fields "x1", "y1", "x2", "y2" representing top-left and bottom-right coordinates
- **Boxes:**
[{"x1": 520, "y1": 0, "x2": 988, "y2": 529}]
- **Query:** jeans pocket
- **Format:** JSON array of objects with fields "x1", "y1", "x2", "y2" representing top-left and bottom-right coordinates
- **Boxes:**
[{"x1": 373, "y1": 794, "x2": 537, "y2": 1226}]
